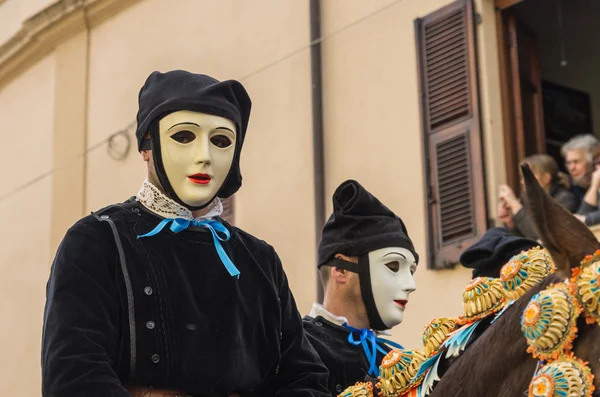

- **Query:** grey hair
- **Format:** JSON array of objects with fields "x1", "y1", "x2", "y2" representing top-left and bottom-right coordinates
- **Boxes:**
[{"x1": 561, "y1": 134, "x2": 600, "y2": 164}]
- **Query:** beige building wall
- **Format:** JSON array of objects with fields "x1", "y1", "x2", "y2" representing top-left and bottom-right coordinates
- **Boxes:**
[
  {"x1": 0, "y1": 0, "x2": 509, "y2": 395},
  {"x1": 84, "y1": 0, "x2": 317, "y2": 311},
  {"x1": 0, "y1": 0, "x2": 55, "y2": 44},
  {"x1": 0, "y1": 54, "x2": 55, "y2": 396},
  {"x1": 320, "y1": 0, "x2": 505, "y2": 348},
  {"x1": 51, "y1": 29, "x2": 89, "y2": 251},
  {"x1": 474, "y1": 0, "x2": 507, "y2": 225}
]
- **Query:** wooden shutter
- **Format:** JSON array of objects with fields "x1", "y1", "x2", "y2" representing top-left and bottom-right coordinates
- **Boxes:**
[
  {"x1": 415, "y1": 0, "x2": 487, "y2": 269},
  {"x1": 221, "y1": 196, "x2": 235, "y2": 224}
]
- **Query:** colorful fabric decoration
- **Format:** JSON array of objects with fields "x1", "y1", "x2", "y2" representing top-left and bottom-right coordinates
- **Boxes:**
[
  {"x1": 338, "y1": 382, "x2": 374, "y2": 397},
  {"x1": 442, "y1": 320, "x2": 484, "y2": 358},
  {"x1": 399, "y1": 387, "x2": 420, "y2": 397},
  {"x1": 412, "y1": 279, "x2": 514, "y2": 396},
  {"x1": 377, "y1": 349, "x2": 426, "y2": 397},
  {"x1": 521, "y1": 283, "x2": 582, "y2": 361},
  {"x1": 490, "y1": 299, "x2": 516, "y2": 325},
  {"x1": 578, "y1": 249, "x2": 600, "y2": 269},
  {"x1": 573, "y1": 253, "x2": 600, "y2": 325},
  {"x1": 501, "y1": 247, "x2": 555, "y2": 301},
  {"x1": 458, "y1": 277, "x2": 507, "y2": 325},
  {"x1": 422, "y1": 317, "x2": 457, "y2": 357},
  {"x1": 415, "y1": 351, "x2": 443, "y2": 396},
  {"x1": 528, "y1": 354, "x2": 595, "y2": 397}
]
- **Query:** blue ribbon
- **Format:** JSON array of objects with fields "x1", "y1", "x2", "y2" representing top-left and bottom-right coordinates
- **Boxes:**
[
  {"x1": 343, "y1": 324, "x2": 404, "y2": 377},
  {"x1": 490, "y1": 299, "x2": 515, "y2": 324},
  {"x1": 137, "y1": 218, "x2": 240, "y2": 278}
]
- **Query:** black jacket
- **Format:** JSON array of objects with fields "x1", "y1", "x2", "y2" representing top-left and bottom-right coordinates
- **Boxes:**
[
  {"x1": 576, "y1": 195, "x2": 600, "y2": 226},
  {"x1": 42, "y1": 198, "x2": 330, "y2": 397},
  {"x1": 303, "y1": 316, "x2": 389, "y2": 395}
]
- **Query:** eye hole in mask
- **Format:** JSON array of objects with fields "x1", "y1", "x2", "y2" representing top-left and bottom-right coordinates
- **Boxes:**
[
  {"x1": 385, "y1": 261, "x2": 400, "y2": 273},
  {"x1": 170, "y1": 130, "x2": 196, "y2": 144},
  {"x1": 210, "y1": 134, "x2": 233, "y2": 148}
]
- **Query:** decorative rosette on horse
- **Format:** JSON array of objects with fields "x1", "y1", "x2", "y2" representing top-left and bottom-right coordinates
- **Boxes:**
[{"x1": 338, "y1": 165, "x2": 599, "y2": 397}]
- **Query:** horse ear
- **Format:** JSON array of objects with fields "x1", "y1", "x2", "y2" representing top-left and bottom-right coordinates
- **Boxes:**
[{"x1": 521, "y1": 163, "x2": 600, "y2": 278}]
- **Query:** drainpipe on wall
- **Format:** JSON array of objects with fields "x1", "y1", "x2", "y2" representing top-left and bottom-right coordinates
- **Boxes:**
[
  {"x1": 82, "y1": 4, "x2": 91, "y2": 225},
  {"x1": 309, "y1": 0, "x2": 326, "y2": 304}
]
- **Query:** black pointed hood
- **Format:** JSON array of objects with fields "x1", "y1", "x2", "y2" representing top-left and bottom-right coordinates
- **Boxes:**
[
  {"x1": 135, "y1": 70, "x2": 251, "y2": 205},
  {"x1": 318, "y1": 180, "x2": 418, "y2": 268}
]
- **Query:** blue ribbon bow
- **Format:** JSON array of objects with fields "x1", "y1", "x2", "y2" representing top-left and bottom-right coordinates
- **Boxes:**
[
  {"x1": 137, "y1": 218, "x2": 240, "y2": 278},
  {"x1": 343, "y1": 324, "x2": 405, "y2": 377}
]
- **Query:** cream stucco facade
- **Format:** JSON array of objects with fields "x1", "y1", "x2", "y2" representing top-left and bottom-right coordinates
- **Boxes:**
[{"x1": 1, "y1": 0, "x2": 509, "y2": 395}]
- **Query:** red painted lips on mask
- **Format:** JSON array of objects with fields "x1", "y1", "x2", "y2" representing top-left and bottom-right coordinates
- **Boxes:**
[{"x1": 188, "y1": 174, "x2": 211, "y2": 185}]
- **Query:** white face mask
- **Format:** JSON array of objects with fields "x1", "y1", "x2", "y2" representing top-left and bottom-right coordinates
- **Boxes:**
[
  {"x1": 158, "y1": 110, "x2": 236, "y2": 208},
  {"x1": 368, "y1": 247, "x2": 417, "y2": 328}
]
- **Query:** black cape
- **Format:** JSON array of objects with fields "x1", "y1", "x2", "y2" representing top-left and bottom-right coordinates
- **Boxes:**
[
  {"x1": 303, "y1": 316, "x2": 390, "y2": 394},
  {"x1": 42, "y1": 199, "x2": 329, "y2": 397}
]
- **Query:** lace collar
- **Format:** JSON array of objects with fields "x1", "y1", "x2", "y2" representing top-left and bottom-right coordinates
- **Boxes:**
[
  {"x1": 308, "y1": 303, "x2": 392, "y2": 336},
  {"x1": 136, "y1": 179, "x2": 223, "y2": 221}
]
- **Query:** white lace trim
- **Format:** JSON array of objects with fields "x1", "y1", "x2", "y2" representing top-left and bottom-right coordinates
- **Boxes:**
[
  {"x1": 136, "y1": 179, "x2": 223, "y2": 221},
  {"x1": 308, "y1": 303, "x2": 392, "y2": 336}
]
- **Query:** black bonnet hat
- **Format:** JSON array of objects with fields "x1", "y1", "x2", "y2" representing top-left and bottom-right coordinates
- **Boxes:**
[
  {"x1": 318, "y1": 180, "x2": 418, "y2": 267},
  {"x1": 460, "y1": 227, "x2": 539, "y2": 278},
  {"x1": 135, "y1": 70, "x2": 251, "y2": 200}
]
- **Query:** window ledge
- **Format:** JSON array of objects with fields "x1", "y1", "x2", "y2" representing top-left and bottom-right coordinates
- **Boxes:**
[{"x1": 589, "y1": 224, "x2": 600, "y2": 241}]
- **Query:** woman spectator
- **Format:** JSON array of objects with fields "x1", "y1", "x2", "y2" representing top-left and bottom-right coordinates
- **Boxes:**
[{"x1": 498, "y1": 154, "x2": 578, "y2": 239}]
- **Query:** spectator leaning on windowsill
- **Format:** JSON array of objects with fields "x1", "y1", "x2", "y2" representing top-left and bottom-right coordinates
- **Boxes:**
[
  {"x1": 561, "y1": 134, "x2": 600, "y2": 203},
  {"x1": 498, "y1": 154, "x2": 578, "y2": 239},
  {"x1": 574, "y1": 160, "x2": 600, "y2": 226}
]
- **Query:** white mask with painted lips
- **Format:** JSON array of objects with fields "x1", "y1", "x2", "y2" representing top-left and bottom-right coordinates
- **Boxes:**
[
  {"x1": 158, "y1": 110, "x2": 237, "y2": 208},
  {"x1": 368, "y1": 247, "x2": 417, "y2": 328}
]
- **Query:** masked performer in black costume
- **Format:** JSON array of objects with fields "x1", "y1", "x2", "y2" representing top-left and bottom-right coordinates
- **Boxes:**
[
  {"x1": 42, "y1": 70, "x2": 330, "y2": 397},
  {"x1": 304, "y1": 180, "x2": 419, "y2": 394}
]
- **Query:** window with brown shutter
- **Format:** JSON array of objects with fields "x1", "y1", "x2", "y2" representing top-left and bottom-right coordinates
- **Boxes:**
[
  {"x1": 415, "y1": 0, "x2": 487, "y2": 269},
  {"x1": 221, "y1": 196, "x2": 235, "y2": 225}
]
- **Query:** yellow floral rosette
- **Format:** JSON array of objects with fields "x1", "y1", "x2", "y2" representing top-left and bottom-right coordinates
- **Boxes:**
[
  {"x1": 458, "y1": 277, "x2": 507, "y2": 325},
  {"x1": 377, "y1": 349, "x2": 426, "y2": 397},
  {"x1": 528, "y1": 354, "x2": 595, "y2": 397},
  {"x1": 521, "y1": 283, "x2": 582, "y2": 361},
  {"x1": 573, "y1": 252, "x2": 600, "y2": 325},
  {"x1": 338, "y1": 382, "x2": 374, "y2": 397},
  {"x1": 422, "y1": 317, "x2": 457, "y2": 357},
  {"x1": 501, "y1": 247, "x2": 556, "y2": 301}
]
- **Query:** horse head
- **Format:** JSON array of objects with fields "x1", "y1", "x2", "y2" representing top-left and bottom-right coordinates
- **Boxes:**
[{"x1": 521, "y1": 163, "x2": 600, "y2": 277}]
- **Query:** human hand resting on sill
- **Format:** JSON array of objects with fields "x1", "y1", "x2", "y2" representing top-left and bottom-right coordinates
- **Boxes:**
[
  {"x1": 498, "y1": 184, "x2": 522, "y2": 214},
  {"x1": 589, "y1": 167, "x2": 600, "y2": 186}
]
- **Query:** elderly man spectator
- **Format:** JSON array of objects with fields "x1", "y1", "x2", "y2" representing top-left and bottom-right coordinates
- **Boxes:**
[{"x1": 561, "y1": 134, "x2": 600, "y2": 202}]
